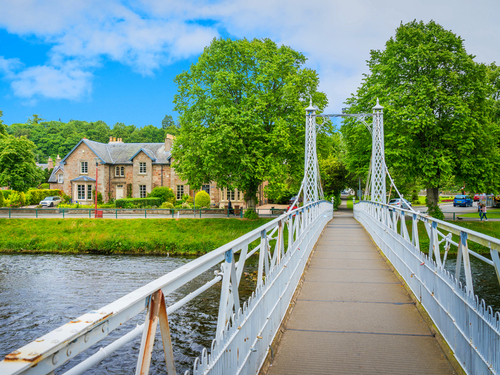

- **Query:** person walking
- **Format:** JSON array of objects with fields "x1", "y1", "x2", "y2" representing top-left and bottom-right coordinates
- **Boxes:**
[
  {"x1": 478, "y1": 201, "x2": 483, "y2": 220},
  {"x1": 482, "y1": 203, "x2": 488, "y2": 221}
]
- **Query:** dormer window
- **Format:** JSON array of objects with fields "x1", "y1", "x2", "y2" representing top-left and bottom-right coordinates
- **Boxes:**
[
  {"x1": 139, "y1": 162, "x2": 146, "y2": 174},
  {"x1": 81, "y1": 161, "x2": 88, "y2": 174},
  {"x1": 58, "y1": 174, "x2": 63, "y2": 183}
]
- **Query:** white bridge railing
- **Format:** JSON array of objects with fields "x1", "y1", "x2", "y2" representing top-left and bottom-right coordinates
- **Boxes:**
[
  {"x1": 354, "y1": 201, "x2": 500, "y2": 375},
  {"x1": 0, "y1": 201, "x2": 333, "y2": 375}
]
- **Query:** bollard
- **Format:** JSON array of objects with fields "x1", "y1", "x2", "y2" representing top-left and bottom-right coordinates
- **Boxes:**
[
  {"x1": 116, "y1": 209, "x2": 118, "y2": 219},
  {"x1": 89, "y1": 209, "x2": 91, "y2": 218},
  {"x1": 9, "y1": 208, "x2": 11, "y2": 218},
  {"x1": 145, "y1": 209, "x2": 147, "y2": 219},
  {"x1": 63, "y1": 208, "x2": 65, "y2": 219},
  {"x1": 36, "y1": 208, "x2": 38, "y2": 219}
]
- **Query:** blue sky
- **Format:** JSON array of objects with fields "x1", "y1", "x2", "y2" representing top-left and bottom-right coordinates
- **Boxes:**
[{"x1": 0, "y1": 0, "x2": 499, "y2": 128}]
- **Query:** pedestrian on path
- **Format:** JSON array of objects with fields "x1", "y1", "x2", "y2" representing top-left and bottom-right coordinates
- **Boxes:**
[
  {"x1": 481, "y1": 204, "x2": 488, "y2": 221},
  {"x1": 478, "y1": 201, "x2": 483, "y2": 220}
]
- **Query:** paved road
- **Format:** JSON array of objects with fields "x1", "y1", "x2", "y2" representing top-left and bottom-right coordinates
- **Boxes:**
[{"x1": 265, "y1": 211, "x2": 456, "y2": 375}]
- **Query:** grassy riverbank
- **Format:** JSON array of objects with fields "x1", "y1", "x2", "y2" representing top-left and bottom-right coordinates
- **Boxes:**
[
  {"x1": 0, "y1": 218, "x2": 273, "y2": 255},
  {"x1": 407, "y1": 220, "x2": 500, "y2": 255}
]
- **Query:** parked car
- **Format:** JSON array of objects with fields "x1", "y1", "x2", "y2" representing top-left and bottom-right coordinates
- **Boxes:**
[
  {"x1": 40, "y1": 196, "x2": 62, "y2": 207},
  {"x1": 388, "y1": 198, "x2": 412, "y2": 210},
  {"x1": 453, "y1": 195, "x2": 473, "y2": 207},
  {"x1": 473, "y1": 194, "x2": 481, "y2": 202}
]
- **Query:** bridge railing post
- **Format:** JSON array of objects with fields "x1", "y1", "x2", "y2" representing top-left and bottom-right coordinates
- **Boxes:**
[{"x1": 135, "y1": 289, "x2": 176, "y2": 375}]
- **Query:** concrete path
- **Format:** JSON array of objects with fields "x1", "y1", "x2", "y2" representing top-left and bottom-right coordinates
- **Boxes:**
[{"x1": 266, "y1": 211, "x2": 456, "y2": 375}]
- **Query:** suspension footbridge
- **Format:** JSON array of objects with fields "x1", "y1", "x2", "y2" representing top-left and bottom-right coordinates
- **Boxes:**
[{"x1": 1, "y1": 101, "x2": 499, "y2": 375}]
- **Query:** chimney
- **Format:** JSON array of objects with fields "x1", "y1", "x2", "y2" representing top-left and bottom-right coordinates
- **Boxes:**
[
  {"x1": 47, "y1": 157, "x2": 53, "y2": 169},
  {"x1": 165, "y1": 134, "x2": 175, "y2": 152},
  {"x1": 56, "y1": 155, "x2": 61, "y2": 166}
]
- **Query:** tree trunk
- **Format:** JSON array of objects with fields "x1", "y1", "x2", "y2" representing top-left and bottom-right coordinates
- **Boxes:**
[
  {"x1": 244, "y1": 182, "x2": 260, "y2": 209},
  {"x1": 426, "y1": 187, "x2": 439, "y2": 207}
]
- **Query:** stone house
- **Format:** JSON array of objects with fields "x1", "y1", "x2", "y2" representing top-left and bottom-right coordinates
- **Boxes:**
[{"x1": 48, "y1": 135, "x2": 249, "y2": 207}]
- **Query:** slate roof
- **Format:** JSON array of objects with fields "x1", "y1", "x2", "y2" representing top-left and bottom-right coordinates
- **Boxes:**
[
  {"x1": 36, "y1": 163, "x2": 49, "y2": 170},
  {"x1": 61, "y1": 139, "x2": 172, "y2": 165},
  {"x1": 71, "y1": 176, "x2": 96, "y2": 182},
  {"x1": 48, "y1": 165, "x2": 64, "y2": 183}
]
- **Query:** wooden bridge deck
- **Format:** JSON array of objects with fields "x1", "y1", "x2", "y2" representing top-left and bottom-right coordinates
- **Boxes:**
[{"x1": 265, "y1": 212, "x2": 457, "y2": 375}]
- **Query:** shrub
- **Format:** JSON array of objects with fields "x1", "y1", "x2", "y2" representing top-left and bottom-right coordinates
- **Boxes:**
[
  {"x1": 115, "y1": 197, "x2": 162, "y2": 208},
  {"x1": 8, "y1": 191, "x2": 22, "y2": 208},
  {"x1": 244, "y1": 208, "x2": 259, "y2": 220},
  {"x1": 62, "y1": 193, "x2": 71, "y2": 203},
  {"x1": 182, "y1": 202, "x2": 193, "y2": 209},
  {"x1": 161, "y1": 202, "x2": 174, "y2": 209},
  {"x1": 0, "y1": 191, "x2": 4, "y2": 207},
  {"x1": 148, "y1": 187, "x2": 175, "y2": 204},
  {"x1": 182, "y1": 194, "x2": 191, "y2": 202},
  {"x1": 39, "y1": 183, "x2": 50, "y2": 189},
  {"x1": 195, "y1": 191, "x2": 210, "y2": 208},
  {"x1": 1, "y1": 190, "x2": 14, "y2": 199},
  {"x1": 426, "y1": 201, "x2": 445, "y2": 220},
  {"x1": 19, "y1": 192, "x2": 26, "y2": 206},
  {"x1": 97, "y1": 192, "x2": 103, "y2": 204},
  {"x1": 127, "y1": 184, "x2": 132, "y2": 198},
  {"x1": 26, "y1": 189, "x2": 63, "y2": 205}
]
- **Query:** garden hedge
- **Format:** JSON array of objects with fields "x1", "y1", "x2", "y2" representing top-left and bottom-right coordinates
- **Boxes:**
[{"x1": 115, "y1": 197, "x2": 162, "y2": 208}]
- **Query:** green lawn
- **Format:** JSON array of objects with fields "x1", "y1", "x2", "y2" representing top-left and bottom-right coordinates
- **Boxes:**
[
  {"x1": 0, "y1": 218, "x2": 273, "y2": 255},
  {"x1": 345, "y1": 199, "x2": 360, "y2": 209}
]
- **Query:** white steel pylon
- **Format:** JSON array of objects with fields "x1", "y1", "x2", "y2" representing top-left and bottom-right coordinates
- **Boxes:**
[
  {"x1": 370, "y1": 98, "x2": 386, "y2": 204},
  {"x1": 303, "y1": 100, "x2": 323, "y2": 206}
]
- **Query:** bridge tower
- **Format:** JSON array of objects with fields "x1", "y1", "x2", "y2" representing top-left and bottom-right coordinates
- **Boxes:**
[
  {"x1": 304, "y1": 101, "x2": 323, "y2": 206},
  {"x1": 370, "y1": 99, "x2": 386, "y2": 204}
]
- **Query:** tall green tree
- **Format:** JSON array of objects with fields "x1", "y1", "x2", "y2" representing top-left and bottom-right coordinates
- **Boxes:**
[
  {"x1": 162, "y1": 115, "x2": 175, "y2": 129},
  {"x1": 341, "y1": 20, "x2": 499, "y2": 213},
  {"x1": 0, "y1": 110, "x2": 6, "y2": 138},
  {"x1": 173, "y1": 38, "x2": 327, "y2": 207},
  {"x1": 0, "y1": 135, "x2": 44, "y2": 191}
]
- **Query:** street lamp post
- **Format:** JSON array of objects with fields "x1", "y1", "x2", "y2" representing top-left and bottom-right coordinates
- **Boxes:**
[{"x1": 94, "y1": 157, "x2": 99, "y2": 218}]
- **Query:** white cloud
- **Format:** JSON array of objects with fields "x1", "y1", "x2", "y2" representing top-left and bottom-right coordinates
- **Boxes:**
[
  {"x1": 10, "y1": 64, "x2": 92, "y2": 100},
  {"x1": 0, "y1": 56, "x2": 23, "y2": 76},
  {"x1": 0, "y1": 0, "x2": 498, "y2": 106}
]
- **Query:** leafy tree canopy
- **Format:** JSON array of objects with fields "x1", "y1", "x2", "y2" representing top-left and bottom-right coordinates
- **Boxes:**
[
  {"x1": 0, "y1": 110, "x2": 6, "y2": 138},
  {"x1": 173, "y1": 37, "x2": 327, "y2": 207},
  {"x1": 161, "y1": 115, "x2": 174, "y2": 128},
  {"x1": 341, "y1": 20, "x2": 500, "y2": 207},
  {"x1": 0, "y1": 135, "x2": 44, "y2": 192}
]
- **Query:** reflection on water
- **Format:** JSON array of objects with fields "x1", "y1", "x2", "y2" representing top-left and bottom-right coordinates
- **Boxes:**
[
  {"x1": 0, "y1": 254, "x2": 258, "y2": 374},
  {"x1": 443, "y1": 254, "x2": 500, "y2": 313}
]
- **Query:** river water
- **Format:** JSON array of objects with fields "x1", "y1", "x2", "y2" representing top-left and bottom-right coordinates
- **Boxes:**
[
  {"x1": 0, "y1": 254, "x2": 258, "y2": 374},
  {"x1": 0, "y1": 253, "x2": 498, "y2": 374}
]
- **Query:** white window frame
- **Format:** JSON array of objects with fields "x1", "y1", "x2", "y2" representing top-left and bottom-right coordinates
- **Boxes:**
[
  {"x1": 115, "y1": 166, "x2": 125, "y2": 177},
  {"x1": 227, "y1": 189, "x2": 235, "y2": 201},
  {"x1": 81, "y1": 161, "x2": 88, "y2": 174},
  {"x1": 139, "y1": 162, "x2": 146, "y2": 174},
  {"x1": 58, "y1": 174, "x2": 63, "y2": 184},
  {"x1": 176, "y1": 185, "x2": 184, "y2": 200},
  {"x1": 140, "y1": 185, "x2": 147, "y2": 198},
  {"x1": 87, "y1": 185, "x2": 93, "y2": 200},
  {"x1": 77, "y1": 185, "x2": 85, "y2": 200}
]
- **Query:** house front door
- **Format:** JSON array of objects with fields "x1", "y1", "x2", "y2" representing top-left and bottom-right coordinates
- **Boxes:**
[{"x1": 116, "y1": 185, "x2": 124, "y2": 200}]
